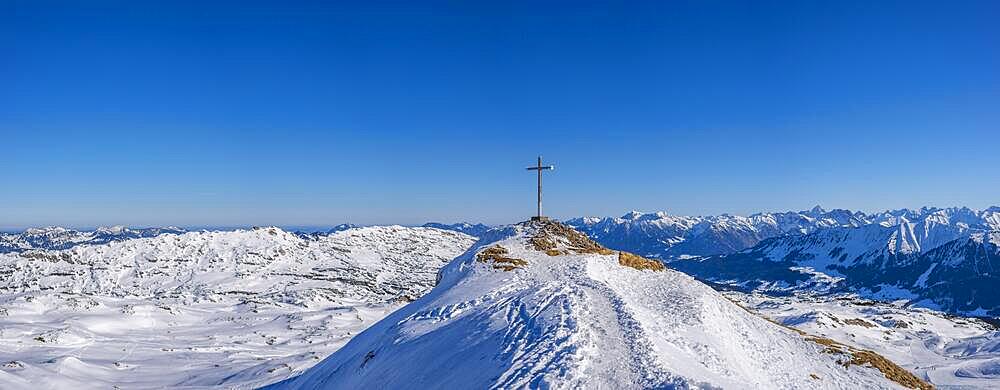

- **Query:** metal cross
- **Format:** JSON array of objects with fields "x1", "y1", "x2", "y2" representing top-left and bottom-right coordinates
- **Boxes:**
[{"x1": 525, "y1": 156, "x2": 555, "y2": 220}]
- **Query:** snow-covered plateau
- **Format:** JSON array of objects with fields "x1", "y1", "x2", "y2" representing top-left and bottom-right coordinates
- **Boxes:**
[{"x1": 0, "y1": 226, "x2": 476, "y2": 389}]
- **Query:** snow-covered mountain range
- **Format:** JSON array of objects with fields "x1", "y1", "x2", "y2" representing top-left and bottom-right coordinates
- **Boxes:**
[
  {"x1": 670, "y1": 208, "x2": 1000, "y2": 316},
  {"x1": 0, "y1": 223, "x2": 491, "y2": 254},
  {"x1": 0, "y1": 226, "x2": 475, "y2": 389},
  {"x1": 421, "y1": 222, "x2": 492, "y2": 237},
  {"x1": 267, "y1": 220, "x2": 924, "y2": 389},
  {"x1": 0, "y1": 226, "x2": 187, "y2": 253},
  {"x1": 568, "y1": 206, "x2": 1000, "y2": 260}
]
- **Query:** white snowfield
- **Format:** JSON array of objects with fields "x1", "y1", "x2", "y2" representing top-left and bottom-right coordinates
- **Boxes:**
[
  {"x1": 269, "y1": 221, "x2": 910, "y2": 389},
  {"x1": 728, "y1": 292, "x2": 1000, "y2": 389},
  {"x1": 0, "y1": 226, "x2": 476, "y2": 389}
]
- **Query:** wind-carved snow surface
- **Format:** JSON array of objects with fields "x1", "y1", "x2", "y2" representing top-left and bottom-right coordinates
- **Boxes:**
[
  {"x1": 0, "y1": 226, "x2": 476, "y2": 389},
  {"x1": 727, "y1": 292, "x2": 1000, "y2": 389},
  {"x1": 268, "y1": 221, "x2": 904, "y2": 389}
]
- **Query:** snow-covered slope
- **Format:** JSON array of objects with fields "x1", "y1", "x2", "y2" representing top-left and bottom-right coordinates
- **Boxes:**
[
  {"x1": 910, "y1": 231, "x2": 1000, "y2": 315},
  {"x1": 726, "y1": 291, "x2": 1000, "y2": 389},
  {"x1": 0, "y1": 226, "x2": 476, "y2": 389},
  {"x1": 268, "y1": 220, "x2": 923, "y2": 389},
  {"x1": 0, "y1": 226, "x2": 187, "y2": 253}
]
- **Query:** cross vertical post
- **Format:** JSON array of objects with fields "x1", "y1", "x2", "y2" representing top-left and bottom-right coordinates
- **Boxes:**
[
  {"x1": 537, "y1": 156, "x2": 542, "y2": 218},
  {"x1": 525, "y1": 156, "x2": 555, "y2": 220}
]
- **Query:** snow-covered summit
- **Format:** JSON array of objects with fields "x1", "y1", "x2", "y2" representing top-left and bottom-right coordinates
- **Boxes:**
[{"x1": 268, "y1": 220, "x2": 923, "y2": 389}]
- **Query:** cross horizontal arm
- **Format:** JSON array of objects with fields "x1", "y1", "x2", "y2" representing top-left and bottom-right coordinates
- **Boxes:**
[{"x1": 525, "y1": 166, "x2": 555, "y2": 171}]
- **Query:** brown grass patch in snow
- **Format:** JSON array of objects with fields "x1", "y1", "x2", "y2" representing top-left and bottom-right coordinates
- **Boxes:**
[
  {"x1": 523, "y1": 221, "x2": 666, "y2": 275},
  {"x1": 528, "y1": 219, "x2": 613, "y2": 255},
  {"x1": 476, "y1": 245, "x2": 528, "y2": 271},
  {"x1": 844, "y1": 350, "x2": 932, "y2": 390},
  {"x1": 806, "y1": 336, "x2": 845, "y2": 354},
  {"x1": 617, "y1": 251, "x2": 665, "y2": 271},
  {"x1": 804, "y1": 336, "x2": 932, "y2": 389}
]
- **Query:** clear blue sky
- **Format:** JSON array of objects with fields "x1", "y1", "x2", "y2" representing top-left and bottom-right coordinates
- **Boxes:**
[{"x1": 2, "y1": 1, "x2": 998, "y2": 229}]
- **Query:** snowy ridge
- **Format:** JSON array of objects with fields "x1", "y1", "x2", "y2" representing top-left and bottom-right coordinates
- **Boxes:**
[
  {"x1": 0, "y1": 226, "x2": 476, "y2": 389},
  {"x1": 268, "y1": 220, "x2": 917, "y2": 389}
]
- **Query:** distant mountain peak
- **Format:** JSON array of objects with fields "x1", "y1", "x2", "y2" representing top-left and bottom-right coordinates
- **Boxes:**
[
  {"x1": 95, "y1": 225, "x2": 127, "y2": 233},
  {"x1": 620, "y1": 210, "x2": 645, "y2": 220},
  {"x1": 421, "y1": 222, "x2": 491, "y2": 237},
  {"x1": 328, "y1": 223, "x2": 361, "y2": 233},
  {"x1": 22, "y1": 226, "x2": 70, "y2": 235}
]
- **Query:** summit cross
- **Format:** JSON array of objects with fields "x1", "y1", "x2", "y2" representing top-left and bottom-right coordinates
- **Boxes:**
[{"x1": 525, "y1": 156, "x2": 555, "y2": 220}]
